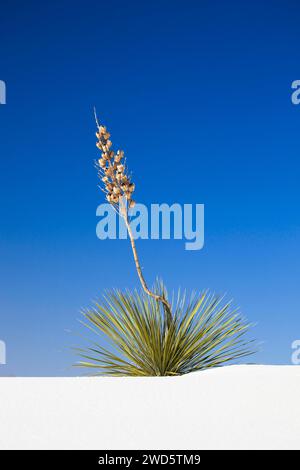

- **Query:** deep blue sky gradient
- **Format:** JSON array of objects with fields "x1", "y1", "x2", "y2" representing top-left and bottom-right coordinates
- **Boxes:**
[{"x1": 0, "y1": 0, "x2": 299, "y2": 375}]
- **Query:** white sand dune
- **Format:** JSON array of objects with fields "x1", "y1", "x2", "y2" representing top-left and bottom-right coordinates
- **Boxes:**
[{"x1": 0, "y1": 365, "x2": 299, "y2": 450}]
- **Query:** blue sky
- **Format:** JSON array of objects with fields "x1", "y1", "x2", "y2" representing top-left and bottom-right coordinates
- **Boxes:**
[{"x1": 0, "y1": 0, "x2": 299, "y2": 375}]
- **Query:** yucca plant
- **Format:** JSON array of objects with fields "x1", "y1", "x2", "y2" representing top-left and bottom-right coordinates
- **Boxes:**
[
  {"x1": 76, "y1": 285, "x2": 256, "y2": 376},
  {"x1": 74, "y1": 115, "x2": 256, "y2": 375}
]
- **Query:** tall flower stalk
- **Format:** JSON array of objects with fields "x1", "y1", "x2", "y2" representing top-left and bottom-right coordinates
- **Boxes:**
[{"x1": 94, "y1": 115, "x2": 172, "y2": 322}]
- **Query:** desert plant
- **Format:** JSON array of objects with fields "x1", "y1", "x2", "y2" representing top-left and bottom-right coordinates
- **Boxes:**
[
  {"x1": 75, "y1": 116, "x2": 256, "y2": 375},
  {"x1": 76, "y1": 285, "x2": 256, "y2": 376}
]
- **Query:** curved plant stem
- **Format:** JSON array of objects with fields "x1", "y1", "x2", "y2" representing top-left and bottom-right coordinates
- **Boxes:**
[{"x1": 123, "y1": 212, "x2": 173, "y2": 325}]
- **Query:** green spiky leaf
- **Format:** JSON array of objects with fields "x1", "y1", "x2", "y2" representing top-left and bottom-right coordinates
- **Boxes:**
[{"x1": 75, "y1": 284, "x2": 257, "y2": 376}]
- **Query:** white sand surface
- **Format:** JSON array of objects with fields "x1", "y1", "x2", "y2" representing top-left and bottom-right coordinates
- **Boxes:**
[{"x1": 0, "y1": 365, "x2": 299, "y2": 450}]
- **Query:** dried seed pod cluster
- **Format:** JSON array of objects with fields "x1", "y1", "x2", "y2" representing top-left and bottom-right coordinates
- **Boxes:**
[{"x1": 95, "y1": 124, "x2": 135, "y2": 210}]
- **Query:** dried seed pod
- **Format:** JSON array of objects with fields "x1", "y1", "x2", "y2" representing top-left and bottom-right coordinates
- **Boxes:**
[
  {"x1": 96, "y1": 122, "x2": 136, "y2": 216},
  {"x1": 98, "y1": 158, "x2": 106, "y2": 168},
  {"x1": 129, "y1": 199, "x2": 135, "y2": 208},
  {"x1": 105, "y1": 167, "x2": 114, "y2": 177}
]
